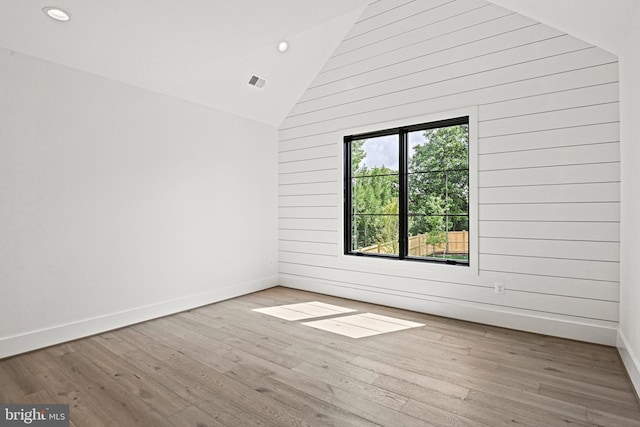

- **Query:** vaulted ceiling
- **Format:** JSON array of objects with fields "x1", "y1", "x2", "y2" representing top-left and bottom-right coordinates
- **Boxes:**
[
  {"x1": 0, "y1": 0, "x2": 368, "y2": 126},
  {"x1": 1, "y1": 1, "x2": 638, "y2": 127}
]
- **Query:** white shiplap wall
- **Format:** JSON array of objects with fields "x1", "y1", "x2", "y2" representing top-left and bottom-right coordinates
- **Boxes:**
[{"x1": 277, "y1": 0, "x2": 620, "y2": 344}]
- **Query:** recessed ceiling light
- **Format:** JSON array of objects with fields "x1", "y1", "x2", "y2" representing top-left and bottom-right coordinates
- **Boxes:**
[
  {"x1": 43, "y1": 7, "x2": 71, "y2": 22},
  {"x1": 278, "y1": 41, "x2": 289, "y2": 52}
]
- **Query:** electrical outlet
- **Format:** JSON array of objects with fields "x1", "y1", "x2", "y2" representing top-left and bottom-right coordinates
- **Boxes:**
[{"x1": 494, "y1": 282, "x2": 505, "y2": 295}]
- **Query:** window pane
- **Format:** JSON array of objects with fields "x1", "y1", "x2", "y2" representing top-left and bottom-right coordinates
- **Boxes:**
[
  {"x1": 408, "y1": 215, "x2": 468, "y2": 261},
  {"x1": 348, "y1": 133, "x2": 400, "y2": 256},
  {"x1": 408, "y1": 125, "x2": 468, "y2": 173},
  {"x1": 408, "y1": 171, "x2": 468, "y2": 215},
  {"x1": 446, "y1": 169, "x2": 469, "y2": 215},
  {"x1": 352, "y1": 134, "x2": 399, "y2": 177},
  {"x1": 352, "y1": 214, "x2": 399, "y2": 255},
  {"x1": 408, "y1": 171, "x2": 446, "y2": 215},
  {"x1": 352, "y1": 175, "x2": 399, "y2": 215},
  {"x1": 444, "y1": 214, "x2": 469, "y2": 261},
  {"x1": 447, "y1": 214, "x2": 469, "y2": 234}
]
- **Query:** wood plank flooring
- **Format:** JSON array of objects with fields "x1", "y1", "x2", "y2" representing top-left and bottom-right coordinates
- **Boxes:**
[{"x1": 1, "y1": 286, "x2": 639, "y2": 426}]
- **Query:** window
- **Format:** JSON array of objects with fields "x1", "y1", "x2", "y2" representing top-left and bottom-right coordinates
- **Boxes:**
[{"x1": 344, "y1": 116, "x2": 469, "y2": 265}]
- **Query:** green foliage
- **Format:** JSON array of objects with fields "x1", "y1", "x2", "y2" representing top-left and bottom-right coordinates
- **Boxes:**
[
  {"x1": 351, "y1": 166, "x2": 398, "y2": 250},
  {"x1": 422, "y1": 195, "x2": 447, "y2": 249},
  {"x1": 351, "y1": 140, "x2": 366, "y2": 173},
  {"x1": 380, "y1": 199, "x2": 399, "y2": 254}
]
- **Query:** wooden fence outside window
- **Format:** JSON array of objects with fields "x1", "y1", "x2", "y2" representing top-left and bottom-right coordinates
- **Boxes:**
[{"x1": 359, "y1": 231, "x2": 468, "y2": 257}]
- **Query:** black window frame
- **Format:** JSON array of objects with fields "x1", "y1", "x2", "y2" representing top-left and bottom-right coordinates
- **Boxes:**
[{"x1": 343, "y1": 116, "x2": 470, "y2": 266}]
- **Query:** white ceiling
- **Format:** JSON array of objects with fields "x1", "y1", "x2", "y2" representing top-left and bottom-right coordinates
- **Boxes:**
[
  {"x1": 0, "y1": 0, "x2": 368, "y2": 127},
  {"x1": 1, "y1": 1, "x2": 638, "y2": 127},
  {"x1": 487, "y1": 0, "x2": 640, "y2": 56}
]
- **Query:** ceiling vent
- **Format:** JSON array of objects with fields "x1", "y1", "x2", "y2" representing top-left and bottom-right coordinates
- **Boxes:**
[{"x1": 248, "y1": 74, "x2": 267, "y2": 89}]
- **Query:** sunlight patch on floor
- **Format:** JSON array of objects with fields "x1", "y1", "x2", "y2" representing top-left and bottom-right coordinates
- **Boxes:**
[
  {"x1": 302, "y1": 313, "x2": 424, "y2": 338},
  {"x1": 252, "y1": 301, "x2": 356, "y2": 321}
]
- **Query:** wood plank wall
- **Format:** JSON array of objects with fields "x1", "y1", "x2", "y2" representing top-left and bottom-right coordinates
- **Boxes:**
[{"x1": 277, "y1": 0, "x2": 620, "y2": 344}]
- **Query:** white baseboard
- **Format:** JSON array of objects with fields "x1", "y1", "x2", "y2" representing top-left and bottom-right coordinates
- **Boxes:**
[
  {"x1": 0, "y1": 276, "x2": 278, "y2": 359},
  {"x1": 280, "y1": 274, "x2": 618, "y2": 346},
  {"x1": 618, "y1": 330, "x2": 640, "y2": 398}
]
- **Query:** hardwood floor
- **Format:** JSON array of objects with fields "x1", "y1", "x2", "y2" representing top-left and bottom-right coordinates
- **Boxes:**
[{"x1": 1, "y1": 286, "x2": 639, "y2": 426}]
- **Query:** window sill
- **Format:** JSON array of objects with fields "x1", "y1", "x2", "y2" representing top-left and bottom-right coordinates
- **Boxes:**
[{"x1": 337, "y1": 252, "x2": 479, "y2": 282}]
